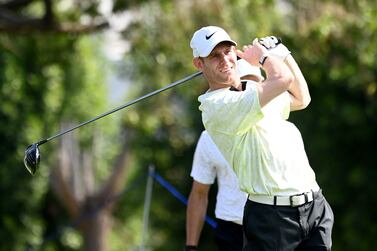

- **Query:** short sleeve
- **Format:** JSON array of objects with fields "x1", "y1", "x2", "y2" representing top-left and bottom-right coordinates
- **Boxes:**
[{"x1": 190, "y1": 132, "x2": 217, "y2": 184}]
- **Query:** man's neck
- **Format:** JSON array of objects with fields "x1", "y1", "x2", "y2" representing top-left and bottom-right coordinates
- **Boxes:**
[{"x1": 209, "y1": 80, "x2": 242, "y2": 91}]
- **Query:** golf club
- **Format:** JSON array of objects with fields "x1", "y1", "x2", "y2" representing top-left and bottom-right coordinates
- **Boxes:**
[
  {"x1": 24, "y1": 37, "x2": 283, "y2": 175},
  {"x1": 24, "y1": 71, "x2": 203, "y2": 175}
]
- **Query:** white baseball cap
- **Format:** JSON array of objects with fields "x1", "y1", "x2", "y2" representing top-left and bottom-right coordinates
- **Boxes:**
[
  {"x1": 190, "y1": 26, "x2": 237, "y2": 58},
  {"x1": 237, "y1": 59, "x2": 264, "y2": 81}
]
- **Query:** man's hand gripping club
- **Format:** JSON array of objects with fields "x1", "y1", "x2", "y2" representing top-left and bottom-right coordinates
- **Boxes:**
[
  {"x1": 259, "y1": 36, "x2": 291, "y2": 61},
  {"x1": 236, "y1": 37, "x2": 294, "y2": 108}
]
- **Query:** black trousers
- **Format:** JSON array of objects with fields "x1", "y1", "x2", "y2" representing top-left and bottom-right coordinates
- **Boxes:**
[
  {"x1": 243, "y1": 190, "x2": 334, "y2": 251},
  {"x1": 215, "y1": 219, "x2": 244, "y2": 251}
]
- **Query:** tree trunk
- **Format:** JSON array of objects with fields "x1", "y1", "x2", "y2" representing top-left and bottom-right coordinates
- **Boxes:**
[
  {"x1": 50, "y1": 124, "x2": 132, "y2": 251},
  {"x1": 80, "y1": 209, "x2": 112, "y2": 251}
]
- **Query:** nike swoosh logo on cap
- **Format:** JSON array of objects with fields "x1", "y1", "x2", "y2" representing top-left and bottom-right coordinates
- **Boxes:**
[{"x1": 206, "y1": 32, "x2": 216, "y2": 40}]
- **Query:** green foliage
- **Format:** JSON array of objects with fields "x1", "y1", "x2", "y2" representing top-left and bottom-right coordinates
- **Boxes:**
[
  {"x1": 0, "y1": 32, "x2": 115, "y2": 250},
  {"x1": 0, "y1": 33, "x2": 77, "y2": 250},
  {"x1": 112, "y1": 0, "x2": 149, "y2": 13},
  {"x1": 286, "y1": 1, "x2": 377, "y2": 250}
]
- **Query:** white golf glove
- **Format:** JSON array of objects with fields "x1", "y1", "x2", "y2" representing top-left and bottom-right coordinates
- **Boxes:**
[{"x1": 259, "y1": 36, "x2": 291, "y2": 61}]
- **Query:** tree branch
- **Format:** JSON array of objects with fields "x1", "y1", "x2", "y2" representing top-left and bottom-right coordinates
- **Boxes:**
[
  {"x1": 0, "y1": 0, "x2": 109, "y2": 34},
  {"x1": 42, "y1": 0, "x2": 53, "y2": 25},
  {"x1": 96, "y1": 130, "x2": 133, "y2": 208},
  {"x1": 0, "y1": 19, "x2": 108, "y2": 33},
  {"x1": 0, "y1": 0, "x2": 34, "y2": 10},
  {"x1": 50, "y1": 164, "x2": 80, "y2": 218}
]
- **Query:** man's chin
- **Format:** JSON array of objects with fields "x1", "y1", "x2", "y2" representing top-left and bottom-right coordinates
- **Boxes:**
[{"x1": 221, "y1": 76, "x2": 238, "y2": 85}]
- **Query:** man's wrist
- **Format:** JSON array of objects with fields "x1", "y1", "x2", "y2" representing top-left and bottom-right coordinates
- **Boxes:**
[
  {"x1": 259, "y1": 53, "x2": 269, "y2": 66},
  {"x1": 185, "y1": 245, "x2": 198, "y2": 251}
]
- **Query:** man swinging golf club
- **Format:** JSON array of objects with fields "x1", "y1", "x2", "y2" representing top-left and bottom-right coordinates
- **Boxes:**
[{"x1": 190, "y1": 26, "x2": 334, "y2": 251}]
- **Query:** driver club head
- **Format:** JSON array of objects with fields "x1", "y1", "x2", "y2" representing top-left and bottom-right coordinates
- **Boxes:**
[{"x1": 24, "y1": 143, "x2": 41, "y2": 175}]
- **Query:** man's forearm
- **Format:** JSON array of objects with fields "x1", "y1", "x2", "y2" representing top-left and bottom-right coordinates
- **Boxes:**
[
  {"x1": 257, "y1": 55, "x2": 294, "y2": 107},
  {"x1": 186, "y1": 192, "x2": 208, "y2": 246},
  {"x1": 285, "y1": 55, "x2": 311, "y2": 111}
]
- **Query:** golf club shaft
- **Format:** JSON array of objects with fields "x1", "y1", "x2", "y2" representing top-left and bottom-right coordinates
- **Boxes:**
[{"x1": 36, "y1": 71, "x2": 203, "y2": 146}]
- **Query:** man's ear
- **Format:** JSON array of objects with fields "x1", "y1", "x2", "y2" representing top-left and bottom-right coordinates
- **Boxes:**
[{"x1": 193, "y1": 57, "x2": 203, "y2": 70}]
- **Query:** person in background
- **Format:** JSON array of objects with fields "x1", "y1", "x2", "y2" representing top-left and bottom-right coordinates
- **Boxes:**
[{"x1": 185, "y1": 59, "x2": 263, "y2": 251}]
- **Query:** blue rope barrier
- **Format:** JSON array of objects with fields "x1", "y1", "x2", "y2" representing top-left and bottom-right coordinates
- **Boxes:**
[{"x1": 151, "y1": 171, "x2": 218, "y2": 229}]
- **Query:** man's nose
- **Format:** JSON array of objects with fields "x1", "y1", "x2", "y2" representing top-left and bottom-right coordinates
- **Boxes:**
[{"x1": 219, "y1": 53, "x2": 231, "y2": 64}]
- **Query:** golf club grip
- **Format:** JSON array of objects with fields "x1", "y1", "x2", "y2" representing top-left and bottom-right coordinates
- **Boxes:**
[
  {"x1": 41, "y1": 71, "x2": 203, "y2": 143},
  {"x1": 259, "y1": 37, "x2": 282, "y2": 49},
  {"x1": 237, "y1": 37, "x2": 283, "y2": 61},
  {"x1": 237, "y1": 37, "x2": 282, "y2": 61}
]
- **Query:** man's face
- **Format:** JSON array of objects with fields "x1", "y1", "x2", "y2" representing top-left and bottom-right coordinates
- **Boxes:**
[{"x1": 195, "y1": 42, "x2": 238, "y2": 88}]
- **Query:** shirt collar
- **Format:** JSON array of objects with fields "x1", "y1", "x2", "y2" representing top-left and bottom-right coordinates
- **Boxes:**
[{"x1": 229, "y1": 80, "x2": 247, "y2": 92}]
